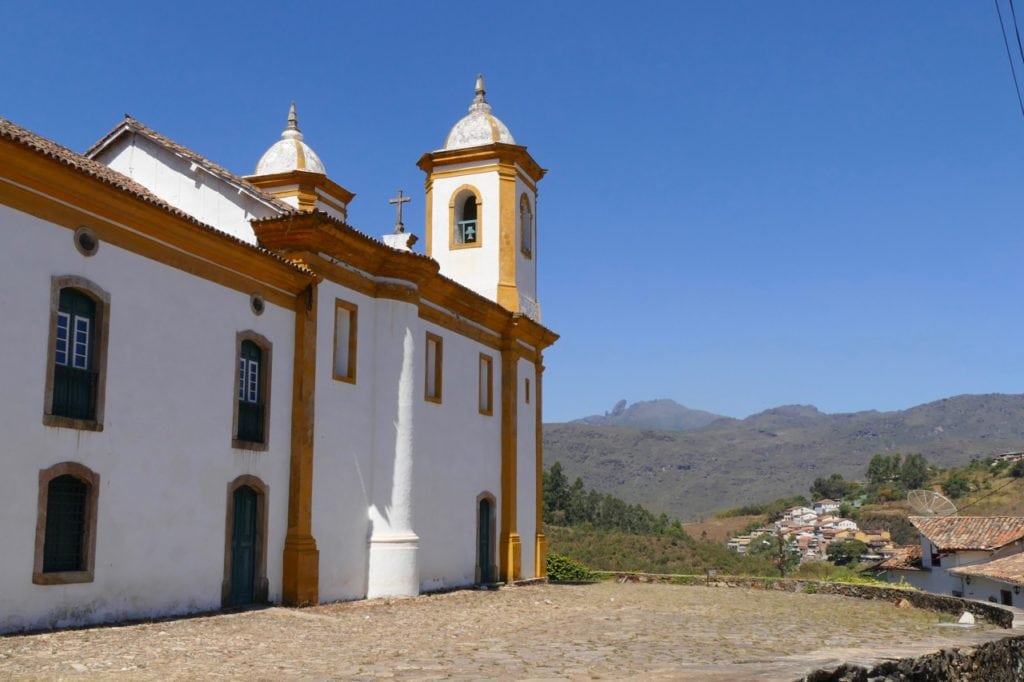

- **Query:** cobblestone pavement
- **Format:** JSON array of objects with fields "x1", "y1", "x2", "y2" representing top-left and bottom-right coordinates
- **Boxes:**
[{"x1": 0, "y1": 582, "x2": 1017, "y2": 680}]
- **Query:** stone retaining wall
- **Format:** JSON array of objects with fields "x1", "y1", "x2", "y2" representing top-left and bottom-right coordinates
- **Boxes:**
[
  {"x1": 600, "y1": 572, "x2": 1016, "y2": 628},
  {"x1": 800, "y1": 633, "x2": 1024, "y2": 681}
]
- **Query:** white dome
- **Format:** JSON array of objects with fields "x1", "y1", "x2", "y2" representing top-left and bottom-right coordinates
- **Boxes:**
[
  {"x1": 443, "y1": 74, "x2": 515, "y2": 150},
  {"x1": 254, "y1": 103, "x2": 327, "y2": 175}
]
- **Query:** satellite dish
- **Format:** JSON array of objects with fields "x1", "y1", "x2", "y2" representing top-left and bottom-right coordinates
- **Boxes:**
[{"x1": 907, "y1": 490, "x2": 958, "y2": 517}]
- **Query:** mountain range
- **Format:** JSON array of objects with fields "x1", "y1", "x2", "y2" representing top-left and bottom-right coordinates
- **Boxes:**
[{"x1": 543, "y1": 394, "x2": 1024, "y2": 521}]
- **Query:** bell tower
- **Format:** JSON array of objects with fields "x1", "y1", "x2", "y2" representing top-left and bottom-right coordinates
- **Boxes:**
[{"x1": 417, "y1": 75, "x2": 546, "y2": 321}]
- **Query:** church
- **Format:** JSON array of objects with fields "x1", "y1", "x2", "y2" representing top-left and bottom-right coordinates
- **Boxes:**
[{"x1": 0, "y1": 75, "x2": 557, "y2": 633}]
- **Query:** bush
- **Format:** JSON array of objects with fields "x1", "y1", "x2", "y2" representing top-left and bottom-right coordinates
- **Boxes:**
[
  {"x1": 943, "y1": 472, "x2": 971, "y2": 499},
  {"x1": 1011, "y1": 461, "x2": 1024, "y2": 478},
  {"x1": 546, "y1": 552, "x2": 596, "y2": 582}
]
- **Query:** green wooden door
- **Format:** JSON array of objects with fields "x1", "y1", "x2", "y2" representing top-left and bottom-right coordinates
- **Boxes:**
[
  {"x1": 230, "y1": 486, "x2": 257, "y2": 605},
  {"x1": 478, "y1": 498, "x2": 493, "y2": 583}
]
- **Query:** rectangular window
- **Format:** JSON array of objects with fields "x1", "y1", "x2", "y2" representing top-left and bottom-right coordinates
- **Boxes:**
[
  {"x1": 72, "y1": 317, "x2": 90, "y2": 369},
  {"x1": 246, "y1": 358, "x2": 259, "y2": 403},
  {"x1": 525, "y1": 377, "x2": 531, "y2": 404},
  {"x1": 479, "y1": 353, "x2": 493, "y2": 415},
  {"x1": 55, "y1": 312, "x2": 70, "y2": 366},
  {"x1": 425, "y1": 332, "x2": 443, "y2": 403},
  {"x1": 333, "y1": 300, "x2": 358, "y2": 383}
]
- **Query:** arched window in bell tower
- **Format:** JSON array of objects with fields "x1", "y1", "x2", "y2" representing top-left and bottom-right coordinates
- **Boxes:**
[
  {"x1": 519, "y1": 194, "x2": 533, "y2": 258},
  {"x1": 449, "y1": 186, "x2": 482, "y2": 248},
  {"x1": 459, "y1": 195, "x2": 477, "y2": 244}
]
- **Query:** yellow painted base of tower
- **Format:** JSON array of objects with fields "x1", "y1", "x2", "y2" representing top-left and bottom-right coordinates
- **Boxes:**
[
  {"x1": 282, "y1": 534, "x2": 319, "y2": 606},
  {"x1": 500, "y1": 532, "x2": 522, "y2": 583},
  {"x1": 534, "y1": 533, "x2": 548, "y2": 577}
]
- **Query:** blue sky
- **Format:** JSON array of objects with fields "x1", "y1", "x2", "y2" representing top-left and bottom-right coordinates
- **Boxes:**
[{"x1": 4, "y1": 2, "x2": 1023, "y2": 422}]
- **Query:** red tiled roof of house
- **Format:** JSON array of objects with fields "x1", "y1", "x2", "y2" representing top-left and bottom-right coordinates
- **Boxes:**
[
  {"x1": 909, "y1": 516, "x2": 1024, "y2": 552},
  {"x1": 948, "y1": 552, "x2": 1024, "y2": 586},
  {"x1": 876, "y1": 545, "x2": 923, "y2": 572}
]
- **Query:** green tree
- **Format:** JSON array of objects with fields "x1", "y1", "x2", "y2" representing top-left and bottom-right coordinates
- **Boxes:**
[
  {"x1": 1010, "y1": 461, "x2": 1024, "y2": 479},
  {"x1": 866, "y1": 453, "x2": 902, "y2": 486},
  {"x1": 827, "y1": 539, "x2": 868, "y2": 566},
  {"x1": 942, "y1": 472, "x2": 971, "y2": 499},
  {"x1": 810, "y1": 473, "x2": 853, "y2": 500},
  {"x1": 748, "y1": 529, "x2": 798, "y2": 576},
  {"x1": 900, "y1": 453, "x2": 929, "y2": 489},
  {"x1": 542, "y1": 462, "x2": 570, "y2": 523},
  {"x1": 566, "y1": 477, "x2": 589, "y2": 524}
]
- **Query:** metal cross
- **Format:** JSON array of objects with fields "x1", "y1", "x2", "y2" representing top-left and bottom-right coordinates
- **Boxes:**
[{"x1": 389, "y1": 189, "x2": 411, "y2": 233}]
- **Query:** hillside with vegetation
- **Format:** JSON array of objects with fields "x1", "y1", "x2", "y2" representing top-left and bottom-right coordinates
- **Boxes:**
[
  {"x1": 544, "y1": 393, "x2": 1024, "y2": 520},
  {"x1": 717, "y1": 453, "x2": 1024, "y2": 562},
  {"x1": 543, "y1": 463, "x2": 775, "y2": 576}
]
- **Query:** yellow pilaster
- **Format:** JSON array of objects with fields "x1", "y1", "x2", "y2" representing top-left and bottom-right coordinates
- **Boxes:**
[
  {"x1": 496, "y1": 168, "x2": 519, "y2": 312},
  {"x1": 424, "y1": 178, "x2": 433, "y2": 258},
  {"x1": 283, "y1": 284, "x2": 320, "y2": 606},
  {"x1": 499, "y1": 341, "x2": 520, "y2": 582}
]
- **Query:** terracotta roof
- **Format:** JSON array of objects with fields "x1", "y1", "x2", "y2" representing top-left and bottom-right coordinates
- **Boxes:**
[
  {"x1": 909, "y1": 516, "x2": 1024, "y2": 552},
  {"x1": 948, "y1": 552, "x2": 1024, "y2": 586},
  {"x1": 0, "y1": 116, "x2": 310, "y2": 275},
  {"x1": 876, "y1": 545, "x2": 923, "y2": 572},
  {"x1": 85, "y1": 116, "x2": 296, "y2": 213}
]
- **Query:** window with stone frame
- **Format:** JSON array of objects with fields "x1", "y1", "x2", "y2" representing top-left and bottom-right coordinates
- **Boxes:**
[
  {"x1": 520, "y1": 194, "x2": 533, "y2": 257},
  {"x1": 33, "y1": 462, "x2": 99, "y2": 585},
  {"x1": 450, "y1": 186, "x2": 482, "y2": 249},
  {"x1": 479, "y1": 353, "x2": 493, "y2": 415},
  {"x1": 425, "y1": 332, "x2": 443, "y2": 403},
  {"x1": 332, "y1": 299, "x2": 358, "y2": 383},
  {"x1": 233, "y1": 332, "x2": 272, "y2": 449},
  {"x1": 44, "y1": 277, "x2": 110, "y2": 431}
]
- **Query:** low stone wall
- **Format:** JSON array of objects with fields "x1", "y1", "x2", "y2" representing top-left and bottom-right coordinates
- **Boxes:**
[
  {"x1": 800, "y1": 633, "x2": 1024, "y2": 681},
  {"x1": 600, "y1": 572, "x2": 1016, "y2": 628}
]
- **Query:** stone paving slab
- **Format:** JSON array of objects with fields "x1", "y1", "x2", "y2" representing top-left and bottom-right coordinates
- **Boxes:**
[{"x1": 0, "y1": 582, "x2": 1018, "y2": 680}]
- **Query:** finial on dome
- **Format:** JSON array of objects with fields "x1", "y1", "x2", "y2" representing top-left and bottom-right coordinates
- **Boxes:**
[
  {"x1": 474, "y1": 73, "x2": 487, "y2": 103},
  {"x1": 254, "y1": 101, "x2": 326, "y2": 175},
  {"x1": 443, "y1": 73, "x2": 516, "y2": 149},
  {"x1": 281, "y1": 102, "x2": 303, "y2": 141}
]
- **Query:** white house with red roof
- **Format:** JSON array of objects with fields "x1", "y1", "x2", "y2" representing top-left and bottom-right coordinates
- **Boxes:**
[{"x1": 878, "y1": 517, "x2": 1024, "y2": 596}]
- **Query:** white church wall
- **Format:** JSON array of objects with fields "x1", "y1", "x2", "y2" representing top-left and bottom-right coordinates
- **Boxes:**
[
  {"x1": 0, "y1": 204, "x2": 294, "y2": 633},
  {"x1": 310, "y1": 280, "x2": 377, "y2": 603},
  {"x1": 96, "y1": 136, "x2": 279, "y2": 245},
  {"x1": 429, "y1": 169, "x2": 501, "y2": 301},
  {"x1": 412, "y1": 322, "x2": 503, "y2": 592},
  {"x1": 516, "y1": 354, "x2": 538, "y2": 579}
]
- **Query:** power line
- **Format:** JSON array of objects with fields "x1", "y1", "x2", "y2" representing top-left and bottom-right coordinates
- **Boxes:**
[
  {"x1": 994, "y1": 0, "x2": 1024, "y2": 120},
  {"x1": 955, "y1": 474, "x2": 1022, "y2": 514},
  {"x1": 1010, "y1": 0, "x2": 1024, "y2": 65}
]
